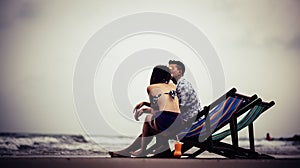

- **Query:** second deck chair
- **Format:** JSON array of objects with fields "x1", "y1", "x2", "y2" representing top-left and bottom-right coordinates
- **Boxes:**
[{"x1": 147, "y1": 88, "x2": 258, "y2": 157}]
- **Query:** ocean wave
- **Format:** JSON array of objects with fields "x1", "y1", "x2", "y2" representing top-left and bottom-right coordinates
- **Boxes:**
[{"x1": 0, "y1": 133, "x2": 105, "y2": 156}]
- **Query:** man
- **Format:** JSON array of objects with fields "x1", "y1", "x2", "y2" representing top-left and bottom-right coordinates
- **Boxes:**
[{"x1": 168, "y1": 60, "x2": 202, "y2": 125}]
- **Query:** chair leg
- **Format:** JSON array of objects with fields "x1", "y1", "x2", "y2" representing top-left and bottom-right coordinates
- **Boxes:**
[
  {"x1": 230, "y1": 117, "x2": 238, "y2": 150},
  {"x1": 248, "y1": 123, "x2": 255, "y2": 152}
]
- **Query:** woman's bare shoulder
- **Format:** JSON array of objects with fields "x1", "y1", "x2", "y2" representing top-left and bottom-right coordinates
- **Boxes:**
[
  {"x1": 147, "y1": 84, "x2": 155, "y2": 93},
  {"x1": 147, "y1": 84, "x2": 164, "y2": 93}
]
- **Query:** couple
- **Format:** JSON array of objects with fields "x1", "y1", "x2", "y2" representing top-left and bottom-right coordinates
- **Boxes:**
[{"x1": 109, "y1": 60, "x2": 202, "y2": 157}]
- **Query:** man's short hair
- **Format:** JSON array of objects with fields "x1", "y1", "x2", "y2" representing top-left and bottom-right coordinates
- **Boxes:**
[{"x1": 169, "y1": 60, "x2": 185, "y2": 76}]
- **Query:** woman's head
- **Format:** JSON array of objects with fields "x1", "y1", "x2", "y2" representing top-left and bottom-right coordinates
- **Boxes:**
[{"x1": 150, "y1": 65, "x2": 172, "y2": 85}]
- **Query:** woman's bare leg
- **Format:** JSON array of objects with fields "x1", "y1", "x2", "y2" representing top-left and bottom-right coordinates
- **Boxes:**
[{"x1": 131, "y1": 115, "x2": 157, "y2": 156}]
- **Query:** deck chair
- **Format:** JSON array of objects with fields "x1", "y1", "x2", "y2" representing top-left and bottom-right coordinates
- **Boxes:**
[
  {"x1": 204, "y1": 100, "x2": 276, "y2": 159},
  {"x1": 175, "y1": 97, "x2": 275, "y2": 159},
  {"x1": 147, "y1": 88, "x2": 258, "y2": 157}
]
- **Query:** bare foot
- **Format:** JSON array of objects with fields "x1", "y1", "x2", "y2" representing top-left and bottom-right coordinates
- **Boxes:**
[{"x1": 108, "y1": 150, "x2": 131, "y2": 157}]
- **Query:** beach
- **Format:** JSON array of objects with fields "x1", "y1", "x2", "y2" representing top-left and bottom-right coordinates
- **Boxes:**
[{"x1": 1, "y1": 157, "x2": 300, "y2": 168}]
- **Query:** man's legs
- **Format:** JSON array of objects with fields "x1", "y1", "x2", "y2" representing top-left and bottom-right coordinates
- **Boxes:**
[{"x1": 152, "y1": 135, "x2": 170, "y2": 153}]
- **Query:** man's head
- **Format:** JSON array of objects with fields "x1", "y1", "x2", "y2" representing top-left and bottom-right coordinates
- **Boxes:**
[{"x1": 168, "y1": 60, "x2": 185, "y2": 81}]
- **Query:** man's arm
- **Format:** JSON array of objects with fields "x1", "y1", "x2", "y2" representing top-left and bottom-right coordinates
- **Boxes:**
[{"x1": 177, "y1": 81, "x2": 189, "y2": 108}]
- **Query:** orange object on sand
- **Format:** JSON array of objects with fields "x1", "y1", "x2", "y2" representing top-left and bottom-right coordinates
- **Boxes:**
[{"x1": 174, "y1": 141, "x2": 182, "y2": 158}]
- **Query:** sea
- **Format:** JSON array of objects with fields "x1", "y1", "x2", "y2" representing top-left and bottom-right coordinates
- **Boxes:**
[{"x1": 0, "y1": 133, "x2": 299, "y2": 158}]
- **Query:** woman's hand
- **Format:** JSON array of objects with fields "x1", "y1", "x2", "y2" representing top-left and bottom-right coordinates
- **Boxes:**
[
  {"x1": 134, "y1": 102, "x2": 145, "y2": 111},
  {"x1": 134, "y1": 107, "x2": 152, "y2": 121},
  {"x1": 134, "y1": 101, "x2": 151, "y2": 111}
]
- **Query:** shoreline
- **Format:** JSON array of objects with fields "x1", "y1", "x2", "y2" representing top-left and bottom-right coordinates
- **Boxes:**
[{"x1": 1, "y1": 157, "x2": 300, "y2": 168}]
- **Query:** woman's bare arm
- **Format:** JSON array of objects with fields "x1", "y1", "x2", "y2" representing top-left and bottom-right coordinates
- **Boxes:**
[{"x1": 134, "y1": 101, "x2": 151, "y2": 111}]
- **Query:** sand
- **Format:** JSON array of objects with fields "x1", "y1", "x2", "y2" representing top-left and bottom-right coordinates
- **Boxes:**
[{"x1": 1, "y1": 157, "x2": 300, "y2": 168}]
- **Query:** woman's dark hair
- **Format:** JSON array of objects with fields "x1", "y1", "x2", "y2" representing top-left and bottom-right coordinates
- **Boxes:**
[{"x1": 150, "y1": 65, "x2": 172, "y2": 85}]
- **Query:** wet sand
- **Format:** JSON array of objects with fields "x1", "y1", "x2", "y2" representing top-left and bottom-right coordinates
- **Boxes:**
[{"x1": 1, "y1": 157, "x2": 300, "y2": 168}]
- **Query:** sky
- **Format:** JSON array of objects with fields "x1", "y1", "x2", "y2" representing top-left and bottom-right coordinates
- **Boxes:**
[{"x1": 0, "y1": 0, "x2": 299, "y2": 139}]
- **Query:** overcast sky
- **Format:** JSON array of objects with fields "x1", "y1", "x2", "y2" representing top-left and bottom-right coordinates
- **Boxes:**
[{"x1": 0, "y1": 0, "x2": 299, "y2": 138}]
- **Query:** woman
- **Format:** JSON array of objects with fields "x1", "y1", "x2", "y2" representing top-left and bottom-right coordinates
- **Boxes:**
[{"x1": 109, "y1": 65, "x2": 183, "y2": 157}]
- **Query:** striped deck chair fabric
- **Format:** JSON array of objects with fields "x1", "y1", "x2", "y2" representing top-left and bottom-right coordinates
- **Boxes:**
[
  {"x1": 212, "y1": 101, "x2": 275, "y2": 141},
  {"x1": 177, "y1": 95, "x2": 246, "y2": 140}
]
